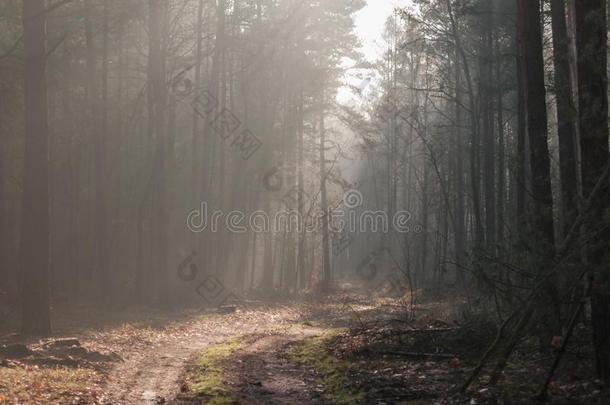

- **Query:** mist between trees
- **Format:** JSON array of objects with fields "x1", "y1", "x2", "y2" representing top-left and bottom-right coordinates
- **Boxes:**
[
  {"x1": 185, "y1": 196, "x2": 419, "y2": 234},
  {"x1": 3, "y1": 0, "x2": 610, "y2": 398}
]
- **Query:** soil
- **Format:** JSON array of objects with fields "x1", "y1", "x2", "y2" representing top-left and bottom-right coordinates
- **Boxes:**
[{"x1": 1, "y1": 295, "x2": 607, "y2": 404}]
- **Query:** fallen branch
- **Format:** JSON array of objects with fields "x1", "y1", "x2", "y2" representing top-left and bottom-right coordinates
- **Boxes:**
[
  {"x1": 535, "y1": 300, "x2": 585, "y2": 400},
  {"x1": 488, "y1": 306, "x2": 534, "y2": 385},
  {"x1": 379, "y1": 351, "x2": 456, "y2": 359},
  {"x1": 460, "y1": 310, "x2": 518, "y2": 392},
  {"x1": 381, "y1": 326, "x2": 460, "y2": 334},
  {"x1": 404, "y1": 327, "x2": 459, "y2": 333}
]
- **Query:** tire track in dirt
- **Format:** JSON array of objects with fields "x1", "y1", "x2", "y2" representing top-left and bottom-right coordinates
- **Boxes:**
[
  {"x1": 104, "y1": 305, "x2": 305, "y2": 404},
  {"x1": 107, "y1": 332, "x2": 227, "y2": 404},
  {"x1": 223, "y1": 329, "x2": 327, "y2": 405}
]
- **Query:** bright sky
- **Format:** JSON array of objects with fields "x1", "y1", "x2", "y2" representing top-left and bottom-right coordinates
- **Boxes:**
[
  {"x1": 337, "y1": 0, "x2": 412, "y2": 105},
  {"x1": 335, "y1": 0, "x2": 413, "y2": 181},
  {"x1": 354, "y1": 0, "x2": 413, "y2": 61}
]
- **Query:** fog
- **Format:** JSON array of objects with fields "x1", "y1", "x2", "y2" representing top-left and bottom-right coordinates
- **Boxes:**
[{"x1": 1, "y1": 0, "x2": 610, "y2": 403}]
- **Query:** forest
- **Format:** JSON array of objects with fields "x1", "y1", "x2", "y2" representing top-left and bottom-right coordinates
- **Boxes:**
[{"x1": 1, "y1": 0, "x2": 610, "y2": 403}]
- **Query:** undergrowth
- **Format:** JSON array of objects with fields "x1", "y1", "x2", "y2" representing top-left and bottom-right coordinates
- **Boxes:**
[
  {"x1": 288, "y1": 329, "x2": 364, "y2": 405},
  {"x1": 187, "y1": 337, "x2": 243, "y2": 405}
]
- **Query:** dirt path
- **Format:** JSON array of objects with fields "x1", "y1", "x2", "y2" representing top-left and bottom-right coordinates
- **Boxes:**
[
  {"x1": 104, "y1": 304, "x2": 315, "y2": 404},
  {"x1": 223, "y1": 330, "x2": 326, "y2": 405},
  {"x1": 4, "y1": 296, "x2": 608, "y2": 404},
  {"x1": 107, "y1": 332, "x2": 213, "y2": 404},
  {"x1": 0, "y1": 298, "x2": 372, "y2": 404}
]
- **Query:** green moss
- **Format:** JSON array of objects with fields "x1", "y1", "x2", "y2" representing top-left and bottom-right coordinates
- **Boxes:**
[
  {"x1": 289, "y1": 330, "x2": 364, "y2": 405},
  {"x1": 206, "y1": 396, "x2": 235, "y2": 405},
  {"x1": 188, "y1": 337, "x2": 242, "y2": 404}
]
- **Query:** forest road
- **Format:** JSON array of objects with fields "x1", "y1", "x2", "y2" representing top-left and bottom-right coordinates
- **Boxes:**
[
  {"x1": 103, "y1": 304, "x2": 323, "y2": 404},
  {"x1": 107, "y1": 329, "x2": 218, "y2": 404},
  {"x1": 217, "y1": 330, "x2": 327, "y2": 405}
]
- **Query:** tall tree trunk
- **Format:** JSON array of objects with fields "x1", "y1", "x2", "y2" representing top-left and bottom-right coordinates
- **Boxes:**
[
  {"x1": 420, "y1": 163, "x2": 429, "y2": 287},
  {"x1": 495, "y1": 33, "x2": 505, "y2": 248},
  {"x1": 519, "y1": 0, "x2": 559, "y2": 347},
  {"x1": 192, "y1": 0, "x2": 204, "y2": 208},
  {"x1": 446, "y1": 0, "x2": 483, "y2": 248},
  {"x1": 148, "y1": 0, "x2": 168, "y2": 306},
  {"x1": 519, "y1": 0, "x2": 555, "y2": 248},
  {"x1": 551, "y1": 0, "x2": 579, "y2": 238},
  {"x1": 482, "y1": 14, "x2": 496, "y2": 252},
  {"x1": 112, "y1": 17, "x2": 126, "y2": 304},
  {"x1": 319, "y1": 98, "x2": 331, "y2": 288},
  {"x1": 199, "y1": 0, "x2": 225, "y2": 275},
  {"x1": 574, "y1": 0, "x2": 610, "y2": 383},
  {"x1": 0, "y1": 156, "x2": 6, "y2": 297},
  {"x1": 20, "y1": 0, "x2": 51, "y2": 335},
  {"x1": 296, "y1": 88, "x2": 306, "y2": 291},
  {"x1": 261, "y1": 198, "x2": 274, "y2": 288},
  {"x1": 515, "y1": 21, "x2": 527, "y2": 237},
  {"x1": 453, "y1": 47, "x2": 466, "y2": 286},
  {"x1": 84, "y1": 0, "x2": 99, "y2": 300},
  {"x1": 96, "y1": 0, "x2": 110, "y2": 304}
]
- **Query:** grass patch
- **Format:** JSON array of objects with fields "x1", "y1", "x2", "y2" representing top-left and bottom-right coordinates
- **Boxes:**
[
  {"x1": 0, "y1": 366, "x2": 102, "y2": 404},
  {"x1": 288, "y1": 329, "x2": 364, "y2": 404},
  {"x1": 187, "y1": 337, "x2": 243, "y2": 404}
]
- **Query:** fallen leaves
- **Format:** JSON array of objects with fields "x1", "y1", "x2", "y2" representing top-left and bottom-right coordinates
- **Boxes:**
[{"x1": 0, "y1": 366, "x2": 106, "y2": 404}]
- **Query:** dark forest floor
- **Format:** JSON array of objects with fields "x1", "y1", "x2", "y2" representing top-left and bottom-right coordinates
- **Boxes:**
[{"x1": 0, "y1": 291, "x2": 608, "y2": 404}]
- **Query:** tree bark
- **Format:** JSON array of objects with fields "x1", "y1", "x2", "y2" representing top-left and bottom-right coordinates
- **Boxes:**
[
  {"x1": 551, "y1": 0, "x2": 579, "y2": 238},
  {"x1": 520, "y1": 0, "x2": 555, "y2": 250},
  {"x1": 453, "y1": 47, "x2": 466, "y2": 288},
  {"x1": 192, "y1": 0, "x2": 204, "y2": 208},
  {"x1": 20, "y1": 0, "x2": 51, "y2": 335},
  {"x1": 296, "y1": 87, "x2": 307, "y2": 291},
  {"x1": 148, "y1": 0, "x2": 169, "y2": 306},
  {"x1": 495, "y1": 32, "x2": 505, "y2": 248},
  {"x1": 96, "y1": 0, "x2": 110, "y2": 304},
  {"x1": 515, "y1": 23, "x2": 527, "y2": 235},
  {"x1": 319, "y1": 100, "x2": 332, "y2": 289},
  {"x1": 518, "y1": 0, "x2": 560, "y2": 346},
  {"x1": 574, "y1": 0, "x2": 610, "y2": 383},
  {"x1": 481, "y1": 12, "x2": 496, "y2": 252}
]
